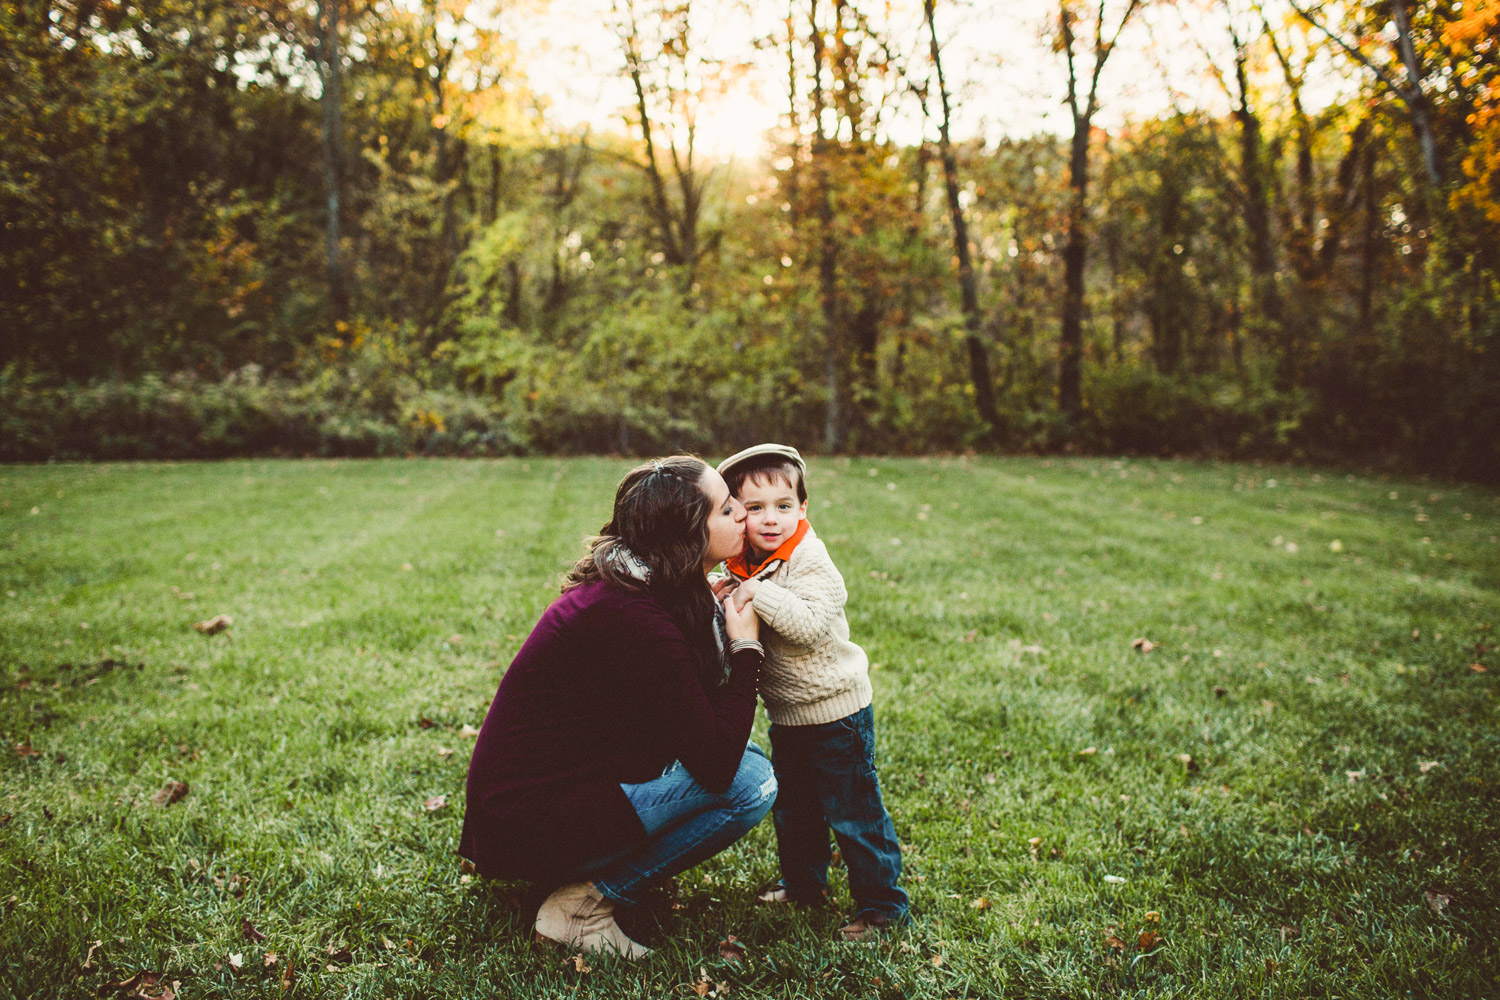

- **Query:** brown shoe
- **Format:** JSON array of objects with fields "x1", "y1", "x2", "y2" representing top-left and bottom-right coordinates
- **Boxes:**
[{"x1": 838, "y1": 913, "x2": 889, "y2": 941}]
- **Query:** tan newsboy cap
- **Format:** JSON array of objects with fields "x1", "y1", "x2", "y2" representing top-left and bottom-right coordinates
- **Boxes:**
[{"x1": 716, "y1": 443, "x2": 807, "y2": 480}]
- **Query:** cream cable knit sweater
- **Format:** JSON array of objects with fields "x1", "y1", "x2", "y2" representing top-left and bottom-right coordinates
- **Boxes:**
[{"x1": 745, "y1": 524, "x2": 873, "y2": 727}]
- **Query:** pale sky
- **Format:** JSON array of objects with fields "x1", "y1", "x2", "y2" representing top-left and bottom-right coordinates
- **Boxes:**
[{"x1": 511, "y1": 0, "x2": 1359, "y2": 164}]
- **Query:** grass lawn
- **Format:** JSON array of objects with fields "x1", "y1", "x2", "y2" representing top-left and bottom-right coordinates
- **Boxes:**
[{"x1": 2, "y1": 456, "x2": 1498, "y2": 999}]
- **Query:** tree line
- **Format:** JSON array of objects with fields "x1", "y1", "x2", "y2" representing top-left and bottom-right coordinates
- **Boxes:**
[{"x1": 2, "y1": 0, "x2": 1497, "y2": 480}]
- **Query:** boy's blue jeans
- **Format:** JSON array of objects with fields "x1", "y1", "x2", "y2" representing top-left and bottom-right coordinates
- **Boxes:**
[
  {"x1": 769, "y1": 704, "x2": 908, "y2": 922},
  {"x1": 578, "y1": 743, "x2": 776, "y2": 908}
]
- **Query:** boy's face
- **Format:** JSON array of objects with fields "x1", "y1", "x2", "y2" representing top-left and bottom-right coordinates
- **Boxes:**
[{"x1": 737, "y1": 473, "x2": 807, "y2": 557}]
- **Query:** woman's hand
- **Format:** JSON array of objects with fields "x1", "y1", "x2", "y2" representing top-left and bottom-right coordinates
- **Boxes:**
[
  {"x1": 710, "y1": 576, "x2": 738, "y2": 599},
  {"x1": 721, "y1": 590, "x2": 760, "y2": 642},
  {"x1": 731, "y1": 577, "x2": 760, "y2": 612}
]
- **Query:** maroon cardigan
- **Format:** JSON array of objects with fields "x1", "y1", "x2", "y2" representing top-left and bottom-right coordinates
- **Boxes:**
[{"x1": 458, "y1": 578, "x2": 762, "y2": 884}]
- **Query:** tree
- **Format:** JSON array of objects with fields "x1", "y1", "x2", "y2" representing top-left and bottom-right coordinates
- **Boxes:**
[
  {"x1": 922, "y1": 0, "x2": 1002, "y2": 441},
  {"x1": 1056, "y1": 0, "x2": 1145, "y2": 423}
]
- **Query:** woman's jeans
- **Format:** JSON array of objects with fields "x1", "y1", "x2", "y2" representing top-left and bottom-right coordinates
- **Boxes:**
[
  {"x1": 769, "y1": 704, "x2": 908, "y2": 922},
  {"x1": 578, "y1": 743, "x2": 776, "y2": 907}
]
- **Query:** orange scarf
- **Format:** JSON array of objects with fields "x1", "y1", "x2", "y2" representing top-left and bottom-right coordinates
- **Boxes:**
[{"x1": 725, "y1": 518, "x2": 811, "y2": 580}]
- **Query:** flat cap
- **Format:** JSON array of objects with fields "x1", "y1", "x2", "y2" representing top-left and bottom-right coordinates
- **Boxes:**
[{"x1": 715, "y1": 443, "x2": 807, "y2": 480}]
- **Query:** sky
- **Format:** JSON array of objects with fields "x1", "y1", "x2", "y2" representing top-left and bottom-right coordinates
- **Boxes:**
[{"x1": 510, "y1": 0, "x2": 1361, "y2": 164}]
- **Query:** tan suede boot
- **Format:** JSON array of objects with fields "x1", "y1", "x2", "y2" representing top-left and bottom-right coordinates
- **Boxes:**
[{"x1": 533, "y1": 881, "x2": 653, "y2": 960}]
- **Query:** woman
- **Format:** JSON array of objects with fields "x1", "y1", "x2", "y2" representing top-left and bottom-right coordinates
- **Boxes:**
[{"x1": 458, "y1": 455, "x2": 774, "y2": 960}]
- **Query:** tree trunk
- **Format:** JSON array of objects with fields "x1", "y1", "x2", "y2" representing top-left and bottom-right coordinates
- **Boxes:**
[
  {"x1": 925, "y1": 0, "x2": 1001, "y2": 443},
  {"x1": 1059, "y1": 119, "x2": 1088, "y2": 421},
  {"x1": 810, "y1": 0, "x2": 842, "y2": 451},
  {"x1": 317, "y1": 0, "x2": 350, "y2": 324}
]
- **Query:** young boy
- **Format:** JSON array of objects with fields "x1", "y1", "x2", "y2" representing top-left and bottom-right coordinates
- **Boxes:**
[{"x1": 715, "y1": 443, "x2": 908, "y2": 941}]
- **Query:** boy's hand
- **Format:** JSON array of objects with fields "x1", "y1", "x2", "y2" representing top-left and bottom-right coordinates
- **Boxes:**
[
  {"x1": 711, "y1": 576, "x2": 738, "y2": 599},
  {"x1": 732, "y1": 578, "x2": 761, "y2": 612}
]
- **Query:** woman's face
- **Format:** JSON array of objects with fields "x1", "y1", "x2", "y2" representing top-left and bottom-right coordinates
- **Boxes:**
[{"x1": 699, "y1": 468, "x2": 747, "y2": 572}]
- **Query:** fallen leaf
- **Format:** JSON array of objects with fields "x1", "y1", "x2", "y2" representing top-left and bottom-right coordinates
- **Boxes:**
[
  {"x1": 424, "y1": 794, "x2": 447, "y2": 811},
  {"x1": 930, "y1": 953, "x2": 943, "y2": 967},
  {"x1": 103, "y1": 971, "x2": 164, "y2": 995},
  {"x1": 1177, "y1": 753, "x2": 1198, "y2": 771},
  {"x1": 1418, "y1": 760, "x2": 1439, "y2": 773},
  {"x1": 1144, "y1": 910, "x2": 1161, "y2": 922},
  {"x1": 567, "y1": 953, "x2": 592, "y2": 973},
  {"x1": 1078, "y1": 746, "x2": 1097, "y2": 756},
  {"x1": 151, "y1": 781, "x2": 190, "y2": 806},
  {"x1": 437, "y1": 746, "x2": 455, "y2": 759},
  {"x1": 719, "y1": 934, "x2": 745, "y2": 963},
  {"x1": 228, "y1": 953, "x2": 244, "y2": 972},
  {"x1": 1131, "y1": 637, "x2": 1157, "y2": 652},
  {"x1": 1138, "y1": 929, "x2": 1164, "y2": 950},
  {"x1": 418, "y1": 717, "x2": 435, "y2": 729},
  {"x1": 1425, "y1": 890, "x2": 1452, "y2": 915},
  {"x1": 1345, "y1": 770, "x2": 1365, "y2": 782},
  {"x1": 264, "y1": 952, "x2": 278, "y2": 967},
  {"x1": 192, "y1": 614, "x2": 233, "y2": 635},
  {"x1": 1104, "y1": 926, "x2": 1126, "y2": 951},
  {"x1": 1471, "y1": 663, "x2": 1488, "y2": 673},
  {"x1": 1103, "y1": 874, "x2": 1126, "y2": 884},
  {"x1": 1213, "y1": 685, "x2": 1227, "y2": 698},
  {"x1": 14, "y1": 743, "x2": 41, "y2": 758},
  {"x1": 279, "y1": 959, "x2": 295, "y2": 992},
  {"x1": 241, "y1": 918, "x2": 267, "y2": 942},
  {"x1": 970, "y1": 896, "x2": 992, "y2": 910},
  {"x1": 459, "y1": 724, "x2": 481, "y2": 738},
  {"x1": 324, "y1": 943, "x2": 353, "y2": 963}
]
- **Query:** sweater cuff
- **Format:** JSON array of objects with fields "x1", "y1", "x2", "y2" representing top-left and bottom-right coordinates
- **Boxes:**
[{"x1": 751, "y1": 579, "x2": 791, "y2": 625}]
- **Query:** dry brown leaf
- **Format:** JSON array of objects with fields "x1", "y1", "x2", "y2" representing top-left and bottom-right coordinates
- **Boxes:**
[
  {"x1": 970, "y1": 896, "x2": 992, "y2": 910},
  {"x1": 459, "y1": 724, "x2": 481, "y2": 738},
  {"x1": 151, "y1": 781, "x2": 189, "y2": 806},
  {"x1": 263, "y1": 952, "x2": 278, "y2": 967},
  {"x1": 15, "y1": 743, "x2": 42, "y2": 758},
  {"x1": 1078, "y1": 746, "x2": 1097, "y2": 756},
  {"x1": 279, "y1": 959, "x2": 296, "y2": 992},
  {"x1": 192, "y1": 614, "x2": 233, "y2": 635},
  {"x1": 1470, "y1": 663, "x2": 1487, "y2": 673},
  {"x1": 324, "y1": 943, "x2": 353, "y2": 963},
  {"x1": 1425, "y1": 889, "x2": 1453, "y2": 915},
  {"x1": 1418, "y1": 760, "x2": 1440, "y2": 773},
  {"x1": 437, "y1": 747, "x2": 455, "y2": 759},
  {"x1": 1138, "y1": 930, "x2": 1164, "y2": 951},
  {"x1": 719, "y1": 934, "x2": 746, "y2": 963},
  {"x1": 1131, "y1": 638, "x2": 1157, "y2": 652},
  {"x1": 1104, "y1": 926, "x2": 1126, "y2": 951},
  {"x1": 1144, "y1": 910, "x2": 1161, "y2": 922},
  {"x1": 930, "y1": 953, "x2": 944, "y2": 967},
  {"x1": 83, "y1": 940, "x2": 103, "y2": 970},
  {"x1": 242, "y1": 918, "x2": 267, "y2": 942},
  {"x1": 567, "y1": 953, "x2": 592, "y2": 974},
  {"x1": 424, "y1": 794, "x2": 447, "y2": 811}
]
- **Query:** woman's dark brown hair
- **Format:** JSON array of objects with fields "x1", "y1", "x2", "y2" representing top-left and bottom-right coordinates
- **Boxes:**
[{"x1": 562, "y1": 455, "x2": 721, "y2": 674}]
